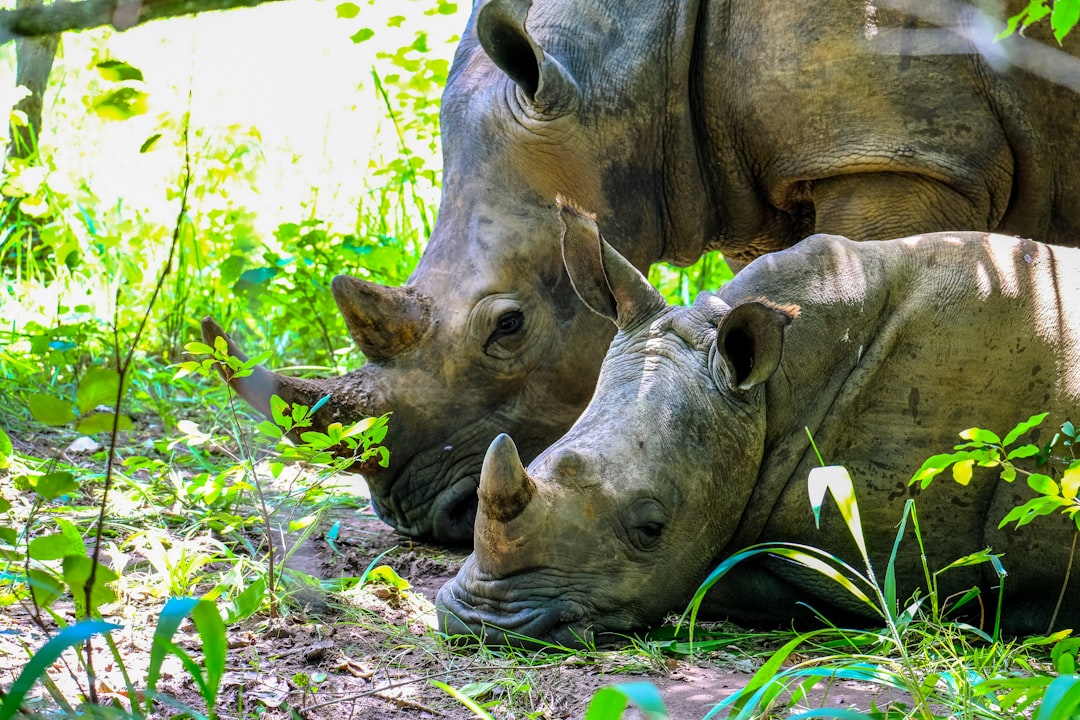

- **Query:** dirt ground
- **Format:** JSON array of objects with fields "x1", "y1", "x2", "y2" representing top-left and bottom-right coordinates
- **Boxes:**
[{"x1": 0, "y1": 470, "x2": 892, "y2": 720}]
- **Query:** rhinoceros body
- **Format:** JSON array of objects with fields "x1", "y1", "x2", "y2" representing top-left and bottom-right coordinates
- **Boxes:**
[
  {"x1": 437, "y1": 207, "x2": 1080, "y2": 645},
  {"x1": 206, "y1": 0, "x2": 1080, "y2": 543}
]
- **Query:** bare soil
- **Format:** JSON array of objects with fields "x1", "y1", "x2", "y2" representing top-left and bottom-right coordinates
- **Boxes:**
[{"x1": 0, "y1": 464, "x2": 892, "y2": 720}]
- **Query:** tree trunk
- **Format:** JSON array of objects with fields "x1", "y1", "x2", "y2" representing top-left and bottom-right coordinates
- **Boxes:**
[
  {"x1": 1, "y1": 0, "x2": 290, "y2": 44},
  {"x1": 7, "y1": 0, "x2": 58, "y2": 162}
]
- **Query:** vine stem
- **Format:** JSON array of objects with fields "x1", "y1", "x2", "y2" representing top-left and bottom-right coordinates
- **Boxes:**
[
  {"x1": 80, "y1": 121, "x2": 192, "y2": 704},
  {"x1": 1048, "y1": 529, "x2": 1078, "y2": 634}
]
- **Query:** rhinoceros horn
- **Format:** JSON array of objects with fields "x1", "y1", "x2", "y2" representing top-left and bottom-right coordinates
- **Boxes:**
[
  {"x1": 478, "y1": 433, "x2": 534, "y2": 523},
  {"x1": 200, "y1": 316, "x2": 335, "y2": 421},
  {"x1": 558, "y1": 197, "x2": 665, "y2": 330},
  {"x1": 330, "y1": 276, "x2": 431, "y2": 362},
  {"x1": 475, "y1": 433, "x2": 541, "y2": 572},
  {"x1": 476, "y1": 0, "x2": 578, "y2": 112}
]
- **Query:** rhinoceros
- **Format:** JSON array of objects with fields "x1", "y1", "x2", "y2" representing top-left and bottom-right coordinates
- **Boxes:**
[
  {"x1": 436, "y1": 204, "x2": 1080, "y2": 645},
  {"x1": 203, "y1": 0, "x2": 1080, "y2": 543}
]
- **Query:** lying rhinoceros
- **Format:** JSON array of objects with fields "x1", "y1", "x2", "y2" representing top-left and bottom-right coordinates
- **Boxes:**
[
  {"x1": 436, "y1": 204, "x2": 1080, "y2": 645},
  {"x1": 204, "y1": 0, "x2": 1080, "y2": 543}
]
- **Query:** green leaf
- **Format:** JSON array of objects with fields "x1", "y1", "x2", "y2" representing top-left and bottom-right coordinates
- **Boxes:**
[
  {"x1": 27, "y1": 569, "x2": 64, "y2": 608},
  {"x1": 350, "y1": 27, "x2": 375, "y2": 43},
  {"x1": 0, "y1": 621, "x2": 119, "y2": 720},
  {"x1": 432, "y1": 680, "x2": 496, "y2": 719},
  {"x1": 190, "y1": 599, "x2": 227, "y2": 712},
  {"x1": 35, "y1": 471, "x2": 77, "y2": 500},
  {"x1": 139, "y1": 133, "x2": 161, "y2": 153},
  {"x1": 336, "y1": 1, "x2": 359, "y2": 18},
  {"x1": 28, "y1": 533, "x2": 82, "y2": 561},
  {"x1": 92, "y1": 87, "x2": 148, "y2": 120},
  {"x1": 62, "y1": 555, "x2": 118, "y2": 614},
  {"x1": 0, "y1": 426, "x2": 12, "y2": 468},
  {"x1": 1000, "y1": 496, "x2": 1069, "y2": 529},
  {"x1": 585, "y1": 683, "x2": 668, "y2": 720},
  {"x1": 807, "y1": 465, "x2": 868, "y2": 563},
  {"x1": 365, "y1": 565, "x2": 410, "y2": 590},
  {"x1": 1052, "y1": 0, "x2": 1080, "y2": 43},
  {"x1": 1064, "y1": 463, "x2": 1080, "y2": 501},
  {"x1": 1028, "y1": 473, "x2": 1059, "y2": 496},
  {"x1": 910, "y1": 451, "x2": 978, "y2": 488},
  {"x1": 222, "y1": 576, "x2": 267, "y2": 623},
  {"x1": 1006, "y1": 444, "x2": 1040, "y2": 460},
  {"x1": 1034, "y1": 673, "x2": 1080, "y2": 719},
  {"x1": 952, "y1": 458, "x2": 975, "y2": 486},
  {"x1": 95, "y1": 59, "x2": 144, "y2": 82},
  {"x1": 960, "y1": 427, "x2": 1001, "y2": 445},
  {"x1": 76, "y1": 413, "x2": 132, "y2": 435},
  {"x1": 1003, "y1": 412, "x2": 1049, "y2": 446},
  {"x1": 28, "y1": 394, "x2": 75, "y2": 426},
  {"x1": 270, "y1": 395, "x2": 290, "y2": 430}
]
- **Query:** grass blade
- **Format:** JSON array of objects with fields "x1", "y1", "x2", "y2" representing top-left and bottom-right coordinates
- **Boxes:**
[
  {"x1": 0, "y1": 620, "x2": 119, "y2": 720},
  {"x1": 431, "y1": 679, "x2": 496, "y2": 719}
]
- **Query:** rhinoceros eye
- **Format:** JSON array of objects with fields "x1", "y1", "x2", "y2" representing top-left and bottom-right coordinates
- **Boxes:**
[
  {"x1": 624, "y1": 497, "x2": 667, "y2": 552},
  {"x1": 633, "y1": 521, "x2": 664, "y2": 550},
  {"x1": 484, "y1": 310, "x2": 525, "y2": 352}
]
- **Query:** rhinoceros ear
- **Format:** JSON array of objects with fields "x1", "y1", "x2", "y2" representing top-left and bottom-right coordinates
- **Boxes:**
[
  {"x1": 713, "y1": 302, "x2": 797, "y2": 392},
  {"x1": 558, "y1": 197, "x2": 665, "y2": 329},
  {"x1": 476, "y1": 0, "x2": 578, "y2": 113},
  {"x1": 331, "y1": 276, "x2": 432, "y2": 363}
]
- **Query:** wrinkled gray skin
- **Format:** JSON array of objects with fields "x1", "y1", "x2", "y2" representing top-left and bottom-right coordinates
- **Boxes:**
[
  {"x1": 203, "y1": 0, "x2": 1080, "y2": 544},
  {"x1": 437, "y1": 205, "x2": 1080, "y2": 646}
]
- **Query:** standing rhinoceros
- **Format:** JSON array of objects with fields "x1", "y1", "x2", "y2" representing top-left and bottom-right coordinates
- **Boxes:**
[
  {"x1": 203, "y1": 0, "x2": 1080, "y2": 544},
  {"x1": 436, "y1": 204, "x2": 1080, "y2": 645}
]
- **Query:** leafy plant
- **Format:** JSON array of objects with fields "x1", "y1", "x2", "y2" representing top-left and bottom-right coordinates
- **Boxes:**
[
  {"x1": 1002, "y1": 0, "x2": 1080, "y2": 43},
  {"x1": 175, "y1": 334, "x2": 390, "y2": 616},
  {"x1": 912, "y1": 413, "x2": 1080, "y2": 634}
]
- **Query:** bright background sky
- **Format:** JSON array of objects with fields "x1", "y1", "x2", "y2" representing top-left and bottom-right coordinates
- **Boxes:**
[{"x1": 3, "y1": 0, "x2": 470, "y2": 237}]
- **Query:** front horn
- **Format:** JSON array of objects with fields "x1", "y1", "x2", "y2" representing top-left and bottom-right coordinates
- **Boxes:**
[
  {"x1": 478, "y1": 433, "x2": 535, "y2": 523},
  {"x1": 331, "y1": 276, "x2": 432, "y2": 362}
]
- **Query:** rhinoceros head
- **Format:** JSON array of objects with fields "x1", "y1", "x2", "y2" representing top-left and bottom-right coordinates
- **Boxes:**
[
  {"x1": 202, "y1": 0, "x2": 713, "y2": 544},
  {"x1": 202, "y1": 202, "x2": 612, "y2": 542},
  {"x1": 436, "y1": 206, "x2": 796, "y2": 645}
]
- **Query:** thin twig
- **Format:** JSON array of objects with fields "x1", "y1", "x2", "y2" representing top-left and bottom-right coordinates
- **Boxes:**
[
  {"x1": 80, "y1": 118, "x2": 192, "y2": 703},
  {"x1": 1048, "y1": 530, "x2": 1078, "y2": 633}
]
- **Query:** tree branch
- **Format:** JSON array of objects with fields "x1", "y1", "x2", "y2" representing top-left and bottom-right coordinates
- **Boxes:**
[{"x1": 0, "y1": 0, "x2": 291, "y2": 44}]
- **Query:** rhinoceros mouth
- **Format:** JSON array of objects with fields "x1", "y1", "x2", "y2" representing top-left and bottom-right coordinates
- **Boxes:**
[
  {"x1": 365, "y1": 450, "x2": 483, "y2": 544},
  {"x1": 435, "y1": 579, "x2": 592, "y2": 649}
]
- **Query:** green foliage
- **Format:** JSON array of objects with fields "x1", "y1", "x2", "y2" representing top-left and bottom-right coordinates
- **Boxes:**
[
  {"x1": 1002, "y1": 0, "x2": 1080, "y2": 43},
  {"x1": 649, "y1": 254, "x2": 735, "y2": 306},
  {"x1": 911, "y1": 413, "x2": 1080, "y2": 532}
]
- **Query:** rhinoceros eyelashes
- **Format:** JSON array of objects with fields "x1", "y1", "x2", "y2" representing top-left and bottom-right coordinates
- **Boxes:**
[{"x1": 484, "y1": 310, "x2": 525, "y2": 354}]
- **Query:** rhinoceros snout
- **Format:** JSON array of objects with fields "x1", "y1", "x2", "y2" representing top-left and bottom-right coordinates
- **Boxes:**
[{"x1": 435, "y1": 578, "x2": 590, "y2": 649}]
